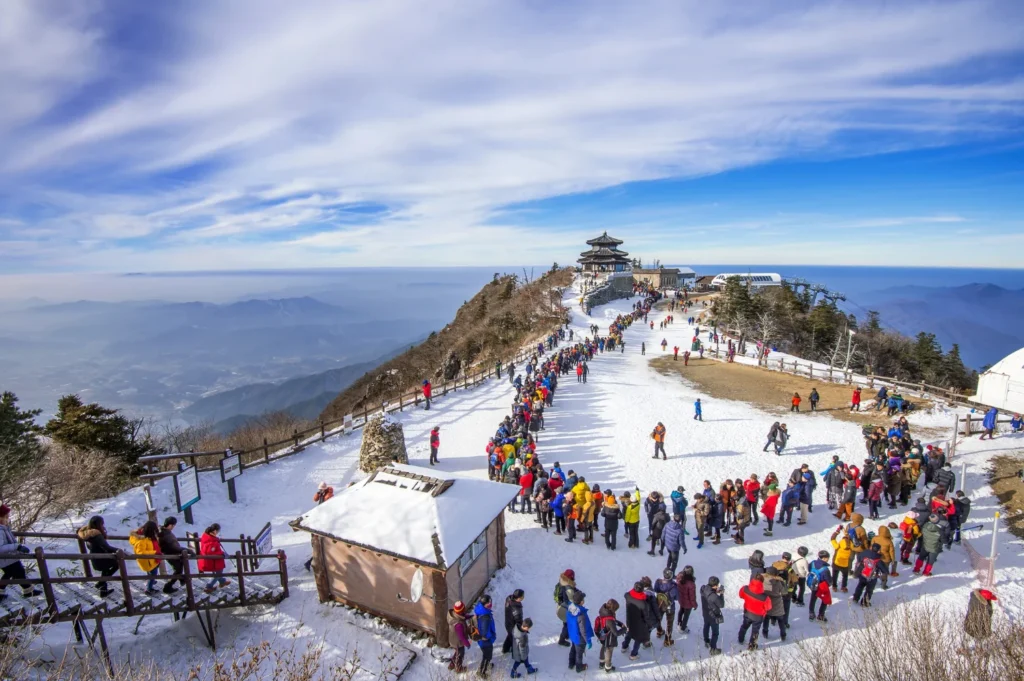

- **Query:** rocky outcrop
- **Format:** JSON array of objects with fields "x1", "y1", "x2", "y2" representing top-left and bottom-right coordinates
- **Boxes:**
[
  {"x1": 359, "y1": 412, "x2": 408, "y2": 473},
  {"x1": 439, "y1": 350, "x2": 462, "y2": 381}
]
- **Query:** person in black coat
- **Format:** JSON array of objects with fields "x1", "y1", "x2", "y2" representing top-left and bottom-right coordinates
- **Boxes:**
[
  {"x1": 77, "y1": 515, "x2": 119, "y2": 596},
  {"x1": 622, "y1": 582, "x2": 657, "y2": 659},
  {"x1": 158, "y1": 517, "x2": 193, "y2": 594},
  {"x1": 709, "y1": 495, "x2": 725, "y2": 545},
  {"x1": 502, "y1": 589, "x2": 525, "y2": 654}
]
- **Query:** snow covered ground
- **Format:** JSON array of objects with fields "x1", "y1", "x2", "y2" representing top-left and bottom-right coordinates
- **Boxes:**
[{"x1": 26, "y1": 285, "x2": 1024, "y2": 679}]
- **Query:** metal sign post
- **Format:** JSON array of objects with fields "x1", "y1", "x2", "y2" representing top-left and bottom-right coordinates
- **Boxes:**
[
  {"x1": 173, "y1": 463, "x2": 201, "y2": 525},
  {"x1": 220, "y1": 449, "x2": 242, "y2": 504}
]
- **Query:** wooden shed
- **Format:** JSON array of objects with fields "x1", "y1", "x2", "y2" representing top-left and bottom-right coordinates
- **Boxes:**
[{"x1": 291, "y1": 464, "x2": 519, "y2": 646}]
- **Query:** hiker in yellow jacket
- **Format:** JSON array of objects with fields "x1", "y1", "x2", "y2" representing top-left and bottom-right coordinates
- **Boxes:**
[
  {"x1": 129, "y1": 521, "x2": 163, "y2": 594},
  {"x1": 621, "y1": 489, "x2": 642, "y2": 549},
  {"x1": 830, "y1": 528, "x2": 854, "y2": 593}
]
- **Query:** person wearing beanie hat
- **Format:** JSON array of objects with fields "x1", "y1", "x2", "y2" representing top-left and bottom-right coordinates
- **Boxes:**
[
  {"x1": 806, "y1": 551, "x2": 833, "y2": 622},
  {"x1": 913, "y1": 513, "x2": 945, "y2": 576},
  {"x1": 447, "y1": 601, "x2": 470, "y2": 673},
  {"x1": 0, "y1": 504, "x2": 41, "y2": 600},
  {"x1": 792, "y1": 547, "x2": 810, "y2": 605},
  {"x1": 555, "y1": 570, "x2": 577, "y2": 647}
]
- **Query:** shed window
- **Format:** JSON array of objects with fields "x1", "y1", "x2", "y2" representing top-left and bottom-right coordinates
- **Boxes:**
[{"x1": 459, "y1": 531, "x2": 488, "y2": 575}]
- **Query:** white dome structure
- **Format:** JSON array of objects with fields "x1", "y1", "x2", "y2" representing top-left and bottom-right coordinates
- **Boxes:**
[{"x1": 971, "y1": 346, "x2": 1024, "y2": 413}]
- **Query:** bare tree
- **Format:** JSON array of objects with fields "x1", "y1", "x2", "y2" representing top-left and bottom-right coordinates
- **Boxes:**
[{"x1": 753, "y1": 310, "x2": 778, "y2": 366}]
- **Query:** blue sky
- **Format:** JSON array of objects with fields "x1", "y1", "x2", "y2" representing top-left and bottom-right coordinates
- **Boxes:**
[{"x1": 1, "y1": 0, "x2": 1022, "y2": 273}]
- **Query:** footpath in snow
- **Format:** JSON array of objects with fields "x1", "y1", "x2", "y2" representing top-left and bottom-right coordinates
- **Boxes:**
[{"x1": 30, "y1": 284, "x2": 1024, "y2": 680}]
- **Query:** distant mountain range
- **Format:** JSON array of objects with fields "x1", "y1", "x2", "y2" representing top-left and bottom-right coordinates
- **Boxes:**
[
  {"x1": 2, "y1": 296, "x2": 445, "y2": 421},
  {"x1": 183, "y1": 342, "x2": 412, "y2": 433},
  {"x1": 861, "y1": 283, "x2": 1024, "y2": 370}
]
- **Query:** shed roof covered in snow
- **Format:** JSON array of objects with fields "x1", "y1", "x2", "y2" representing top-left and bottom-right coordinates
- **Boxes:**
[
  {"x1": 293, "y1": 464, "x2": 519, "y2": 569},
  {"x1": 972, "y1": 346, "x2": 1024, "y2": 413}
]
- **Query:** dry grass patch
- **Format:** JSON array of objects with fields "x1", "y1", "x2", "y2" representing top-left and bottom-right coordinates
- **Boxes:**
[
  {"x1": 650, "y1": 356, "x2": 938, "y2": 431},
  {"x1": 989, "y1": 453, "x2": 1024, "y2": 540}
]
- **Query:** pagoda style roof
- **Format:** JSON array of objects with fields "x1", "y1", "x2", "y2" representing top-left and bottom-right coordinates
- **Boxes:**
[{"x1": 585, "y1": 232, "x2": 624, "y2": 247}]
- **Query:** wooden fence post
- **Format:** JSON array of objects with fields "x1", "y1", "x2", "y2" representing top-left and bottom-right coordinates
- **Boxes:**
[
  {"x1": 278, "y1": 550, "x2": 290, "y2": 599},
  {"x1": 263, "y1": 438, "x2": 269, "y2": 464},
  {"x1": 33, "y1": 548, "x2": 56, "y2": 617},
  {"x1": 964, "y1": 413, "x2": 972, "y2": 437},
  {"x1": 235, "y1": 551, "x2": 247, "y2": 606},
  {"x1": 293, "y1": 429, "x2": 299, "y2": 448},
  {"x1": 116, "y1": 550, "x2": 135, "y2": 615},
  {"x1": 320, "y1": 420, "x2": 325, "y2": 438}
]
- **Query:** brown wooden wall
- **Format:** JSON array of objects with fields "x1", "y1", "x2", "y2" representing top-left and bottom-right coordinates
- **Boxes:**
[{"x1": 318, "y1": 537, "x2": 439, "y2": 635}]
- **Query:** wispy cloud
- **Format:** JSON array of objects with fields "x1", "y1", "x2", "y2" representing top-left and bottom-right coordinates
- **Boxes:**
[{"x1": 1, "y1": 0, "x2": 1022, "y2": 270}]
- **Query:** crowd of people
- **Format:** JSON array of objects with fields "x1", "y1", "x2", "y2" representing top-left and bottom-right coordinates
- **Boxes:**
[{"x1": 443, "y1": 284, "x2": 991, "y2": 678}]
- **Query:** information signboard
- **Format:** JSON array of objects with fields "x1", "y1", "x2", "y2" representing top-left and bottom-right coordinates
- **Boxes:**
[
  {"x1": 173, "y1": 465, "x2": 201, "y2": 512},
  {"x1": 220, "y1": 453, "x2": 242, "y2": 482},
  {"x1": 253, "y1": 524, "x2": 273, "y2": 568}
]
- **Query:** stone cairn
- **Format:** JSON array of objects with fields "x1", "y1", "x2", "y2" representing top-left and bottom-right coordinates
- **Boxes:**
[{"x1": 359, "y1": 411, "x2": 409, "y2": 473}]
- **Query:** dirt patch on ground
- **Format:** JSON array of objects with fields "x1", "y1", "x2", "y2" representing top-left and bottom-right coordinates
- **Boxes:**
[
  {"x1": 989, "y1": 453, "x2": 1024, "y2": 540},
  {"x1": 650, "y1": 356, "x2": 939, "y2": 432}
]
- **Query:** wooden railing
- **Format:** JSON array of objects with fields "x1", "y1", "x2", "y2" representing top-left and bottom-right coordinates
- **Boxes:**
[
  {"x1": 0, "y1": 539, "x2": 288, "y2": 622},
  {"x1": 138, "y1": 340, "x2": 558, "y2": 482},
  {"x1": 704, "y1": 345, "x2": 974, "y2": 406}
]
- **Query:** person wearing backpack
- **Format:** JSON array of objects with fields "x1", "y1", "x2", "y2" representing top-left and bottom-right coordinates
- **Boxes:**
[
  {"x1": 473, "y1": 595, "x2": 497, "y2": 677},
  {"x1": 594, "y1": 599, "x2": 627, "y2": 672},
  {"x1": 852, "y1": 543, "x2": 884, "y2": 607},
  {"x1": 654, "y1": 569, "x2": 679, "y2": 646},
  {"x1": 447, "y1": 601, "x2": 471, "y2": 673},
  {"x1": 554, "y1": 570, "x2": 577, "y2": 647},
  {"x1": 806, "y1": 552, "x2": 833, "y2": 622},
  {"x1": 830, "y1": 527, "x2": 853, "y2": 592}
]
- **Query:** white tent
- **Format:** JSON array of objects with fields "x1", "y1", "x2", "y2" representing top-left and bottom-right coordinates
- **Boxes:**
[{"x1": 971, "y1": 346, "x2": 1024, "y2": 413}]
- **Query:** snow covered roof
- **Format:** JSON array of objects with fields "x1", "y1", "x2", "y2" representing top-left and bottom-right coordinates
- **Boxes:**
[
  {"x1": 972, "y1": 346, "x2": 1024, "y2": 413},
  {"x1": 293, "y1": 464, "x2": 519, "y2": 569}
]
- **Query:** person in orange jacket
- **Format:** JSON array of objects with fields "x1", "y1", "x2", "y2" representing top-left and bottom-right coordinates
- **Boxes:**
[
  {"x1": 791, "y1": 393, "x2": 801, "y2": 412},
  {"x1": 737, "y1": 575, "x2": 772, "y2": 650},
  {"x1": 652, "y1": 423, "x2": 667, "y2": 460}
]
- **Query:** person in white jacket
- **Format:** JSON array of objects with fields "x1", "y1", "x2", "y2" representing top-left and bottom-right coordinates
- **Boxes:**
[
  {"x1": 0, "y1": 504, "x2": 42, "y2": 600},
  {"x1": 791, "y1": 546, "x2": 810, "y2": 606}
]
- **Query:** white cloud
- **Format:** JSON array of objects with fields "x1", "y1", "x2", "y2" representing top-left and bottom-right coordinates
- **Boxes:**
[{"x1": 0, "y1": 0, "x2": 1022, "y2": 270}]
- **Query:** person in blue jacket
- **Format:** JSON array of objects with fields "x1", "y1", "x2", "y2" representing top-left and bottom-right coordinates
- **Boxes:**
[
  {"x1": 980, "y1": 407, "x2": 999, "y2": 440},
  {"x1": 670, "y1": 486, "x2": 688, "y2": 523},
  {"x1": 474, "y1": 595, "x2": 497, "y2": 677},
  {"x1": 566, "y1": 591, "x2": 594, "y2": 673},
  {"x1": 694, "y1": 399, "x2": 703, "y2": 422},
  {"x1": 780, "y1": 481, "x2": 801, "y2": 527},
  {"x1": 875, "y1": 386, "x2": 888, "y2": 411},
  {"x1": 552, "y1": 490, "x2": 567, "y2": 535},
  {"x1": 662, "y1": 514, "x2": 686, "y2": 572},
  {"x1": 1011, "y1": 414, "x2": 1023, "y2": 433}
]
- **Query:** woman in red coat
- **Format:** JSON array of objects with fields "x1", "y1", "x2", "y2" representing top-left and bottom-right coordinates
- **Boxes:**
[
  {"x1": 761, "y1": 487, "x2": 780, "y2": 537},
  {"x1": 199, "y1": 523, "x2": 230, "y2": 593}
]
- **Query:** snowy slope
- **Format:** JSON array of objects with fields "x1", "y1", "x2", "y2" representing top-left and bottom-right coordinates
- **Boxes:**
[{"x1": 25, "y1": 283, "x2": 1024, "y2": 679}]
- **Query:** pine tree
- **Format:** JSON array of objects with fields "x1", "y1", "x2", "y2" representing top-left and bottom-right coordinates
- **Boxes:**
[
  {"x1": 913, "y1": 332, "x2": 943, "y2": 383},
  {"x1": 941, "y1": 344, "x2": 974, "y2": 390},
  {"x1": 45, "y1": 395, "x2": 161, "y2": 474},
  {"x1": 0, "y1": 391, "x2": 44, "y2": 490}
]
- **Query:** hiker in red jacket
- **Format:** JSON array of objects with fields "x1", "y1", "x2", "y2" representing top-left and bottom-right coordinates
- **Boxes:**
[
  {"x1": 422, "y1": 379, "x2": 433, "y2": 410},
  {"x1": 743, "y1": 475, "x2": 761, "y2": 525},
  {"x1": 429, "y1": 426, "x2": 440, "y2": 466},
  {"x1": 851, "y1": 388, "x2": 862, "y2": 412},
  {"x1": 737, "y1": 575, "x2": 772, "y2": 650}
]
